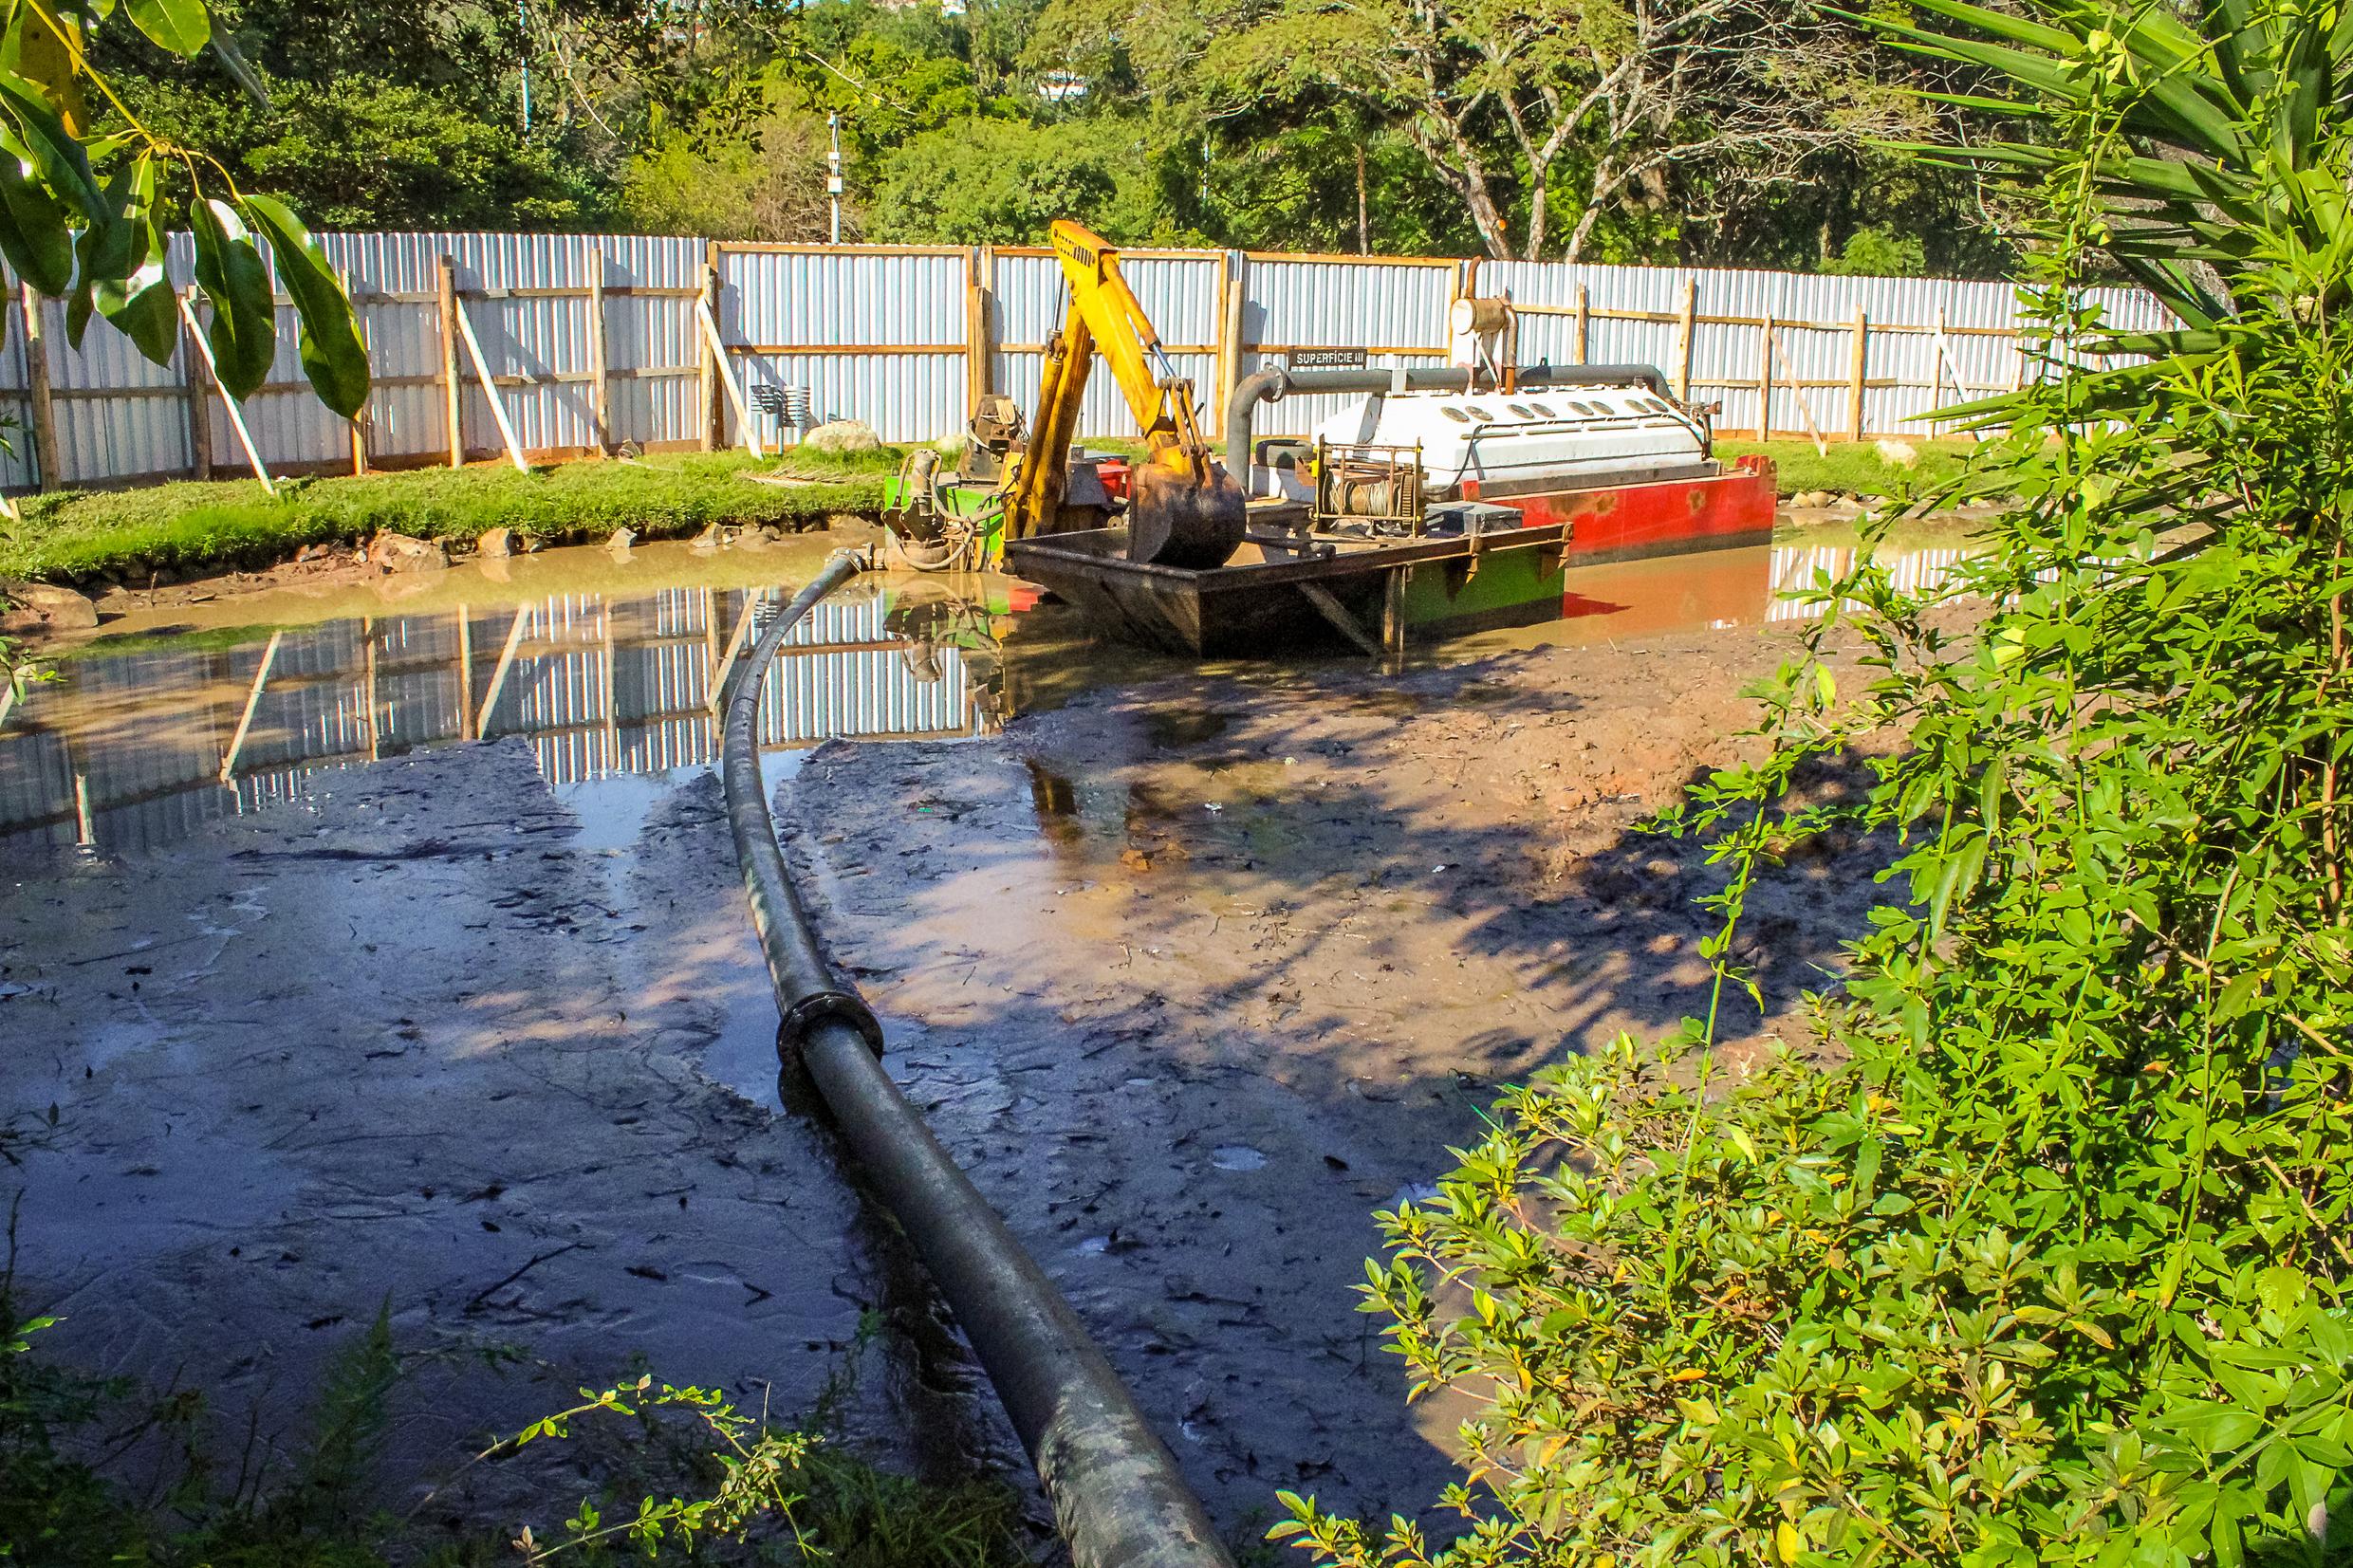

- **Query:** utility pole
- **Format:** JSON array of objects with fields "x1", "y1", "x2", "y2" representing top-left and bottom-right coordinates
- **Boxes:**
[
  {"x1": 516, "y1": 0, "x2": 532, "y2": 134},
  {"x1": 827, "y1": 114, "x2": 843, "y2": 244}
]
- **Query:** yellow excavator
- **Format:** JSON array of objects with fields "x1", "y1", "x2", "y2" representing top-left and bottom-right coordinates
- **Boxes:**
[{"x1": 882, "y1": 221, "x2": 1248, "y2": 572}]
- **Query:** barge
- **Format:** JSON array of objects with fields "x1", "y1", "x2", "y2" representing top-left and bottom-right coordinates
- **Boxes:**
[{"x1": 881, "y1": 223, "x2": 1776, "y2": 658}]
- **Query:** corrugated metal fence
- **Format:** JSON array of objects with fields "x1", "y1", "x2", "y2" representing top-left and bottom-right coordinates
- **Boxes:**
[{"x1": 0, "y1": 233, "x2": 2168, "y2": 492}]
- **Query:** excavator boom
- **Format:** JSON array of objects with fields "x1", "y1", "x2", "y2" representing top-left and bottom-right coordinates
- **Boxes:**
[{"x1": 1006, "y1": 221, "x2": 1246, "y2": 569}]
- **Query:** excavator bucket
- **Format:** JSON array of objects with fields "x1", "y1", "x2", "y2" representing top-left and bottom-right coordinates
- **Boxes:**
[{"x1": 1127, "y1": 458, "x2": 1248, "y2": 569}]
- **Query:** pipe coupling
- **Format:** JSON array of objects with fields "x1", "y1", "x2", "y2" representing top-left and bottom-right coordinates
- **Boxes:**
[{"x1": 779, "y1": 989, "x2": 886, "y2": 1061}]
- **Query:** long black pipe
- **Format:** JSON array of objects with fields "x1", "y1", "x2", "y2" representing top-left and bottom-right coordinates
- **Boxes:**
[
  {"x1": 720, "y1": 550, "x2": 1235, "y2": 1568},
  {"x1": 1224, "y1": 361, "x2": 1671, "y2": 481}
]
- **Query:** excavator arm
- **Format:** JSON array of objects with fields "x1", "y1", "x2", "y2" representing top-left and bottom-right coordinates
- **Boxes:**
[{"x1": 1004, "y1": 221, "x2": 1246, "y2": 569}]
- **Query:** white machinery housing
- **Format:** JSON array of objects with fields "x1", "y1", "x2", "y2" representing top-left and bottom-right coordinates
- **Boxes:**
[{"x1": 1298, "y1": 384, "x2": 1714, "y2": 503}]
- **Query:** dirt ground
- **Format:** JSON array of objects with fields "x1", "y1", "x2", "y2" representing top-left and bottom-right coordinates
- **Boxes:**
[
  {"x1": 0, "y1": 572, "x2": 1900, "y2": 1551},
  {"x1": 779, "y1": 621, "x2": 1896, "y2": 1534}
]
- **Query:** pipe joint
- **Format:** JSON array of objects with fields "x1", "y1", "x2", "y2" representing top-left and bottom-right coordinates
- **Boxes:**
[{"x1": 780, "y1": 989, "x2": 885, "y2": 1061}]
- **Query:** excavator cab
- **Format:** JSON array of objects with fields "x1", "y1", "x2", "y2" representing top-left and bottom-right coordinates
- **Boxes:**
[{"x1": 1006, "y1": 222, "x2": 1248, "y2": 570}]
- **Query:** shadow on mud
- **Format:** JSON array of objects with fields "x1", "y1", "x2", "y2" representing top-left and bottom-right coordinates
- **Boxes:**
[{"x1": 764, "y1": 644, "x2": 1906, "y2": 1535}]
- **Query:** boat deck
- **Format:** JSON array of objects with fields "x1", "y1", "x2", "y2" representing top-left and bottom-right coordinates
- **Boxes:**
[{"x1": 1003, "y1": 515, "x2": 1571, "y2": 658}]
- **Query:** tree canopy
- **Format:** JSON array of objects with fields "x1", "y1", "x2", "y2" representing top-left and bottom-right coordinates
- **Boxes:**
[{"x1": 79, "y1": 0, "x2": 2019, "y2": 271}]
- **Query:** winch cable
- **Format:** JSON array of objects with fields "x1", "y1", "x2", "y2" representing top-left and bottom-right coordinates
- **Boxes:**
[{"x1": 719, "y1": 548, "x2": 1235, "y2": 1568}]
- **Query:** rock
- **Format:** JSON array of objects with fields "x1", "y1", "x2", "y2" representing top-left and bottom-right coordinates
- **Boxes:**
[
  {"x1": 366, "y1": 531, "x2": 448, "y2": 572},
  {"x1": 1874, "y1": 437, "x2": 1920, "y2": 469},
  {"x1": 606, "y1": 526, "x2": 638, "y2": 552},
  {"x1": 0, "y1": 577, "x2": 98, "y2": 636},
  {"x1": 1789, "y1": 489, "x2": 1834, "y2": 508},
  {"x1": 803, "y1": 419, "x2": 881, "y2": 454},
  {"x1": 476, "y1": 526, "x2": 517, "y2": 559},
  {"x1": 689, "y1": 524, "x2": 725, "y2": 551}
]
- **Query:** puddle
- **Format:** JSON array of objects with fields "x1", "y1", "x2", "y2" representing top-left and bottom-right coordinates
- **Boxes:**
[
  {"x1": 1444, "y1": 530, "x2": 1977, "y2": 658},
  {"x1": 1143, "y1": 707, "x2": 1232, "y2": 749},
  {"x1": 1, "y1": 527, "x2": 1978, "y2": 859},
  {"x1": 0, "y1": 541, "x2": 1131, "y2": 856}
]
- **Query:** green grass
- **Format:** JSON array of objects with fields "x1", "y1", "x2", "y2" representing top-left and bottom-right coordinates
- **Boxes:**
[
  {"x1": 1714, "y1": 437, "x2": 1980, "y2": 499},
  {"x1": 0, "y1": 449, "x2": 899, "y2": 584}
]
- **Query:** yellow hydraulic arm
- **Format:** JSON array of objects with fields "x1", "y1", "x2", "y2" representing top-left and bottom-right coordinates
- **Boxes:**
[{"x1": 1005, "y1": 221, "x2": 1245, "y2": 568}]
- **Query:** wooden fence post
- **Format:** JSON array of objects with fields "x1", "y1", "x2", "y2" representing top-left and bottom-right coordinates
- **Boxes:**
[
  {"x1": 180, "y1": 285, "x2": 213, "y2": 482},
  {"x1": 700, "y1": 240, "x2": 723, "y2": 452},
  {"x1": 586, "y1": 246, "x2": 610, "y2": 455},
  {"x1": 1848, "y1": 307, "x2": 1868, "y2": 441},
  {"x1": 19, "y1": 285, "x2": 59, "y2": 491},
  {"x1": 347, "y1": 274, "x2": 370, "y2": 475},
  {"x1": 966, "y1": 247, "x2": 992, "y2": 415},
  {"x1": 437, "y1": 256, "x2": 464, "y2": 468},
  {"x1": 1572, "y1": 285, "x2": 1589, "y2": 365},
  {"x1": 1673, "y1": 277, "x2": 1696, "y2": 403},
  {"x1": 1757, "y1": 312, "x2": 1774, "y2": 440},
  {"x1": 1221, "y1": 252, "x2": 1248, "y2": 419}
]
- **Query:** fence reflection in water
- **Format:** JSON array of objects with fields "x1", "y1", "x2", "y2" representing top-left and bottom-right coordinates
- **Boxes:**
[{"x1": 0, "y1": 581, "x2": 1003, "y2": 854}]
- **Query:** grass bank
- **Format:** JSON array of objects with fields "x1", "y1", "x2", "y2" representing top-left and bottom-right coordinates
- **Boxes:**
[
  {"x1": 0, "y1": 449, "x2": 899, "y2": 584},
  {"x1": 1714, "y1": 436, "x2": 1978, "y2": 498}
]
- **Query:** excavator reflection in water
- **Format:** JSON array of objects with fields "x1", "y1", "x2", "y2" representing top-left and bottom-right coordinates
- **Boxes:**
[{"x1": 884, "y1": 221, "x2": 1248, "y2": 574}]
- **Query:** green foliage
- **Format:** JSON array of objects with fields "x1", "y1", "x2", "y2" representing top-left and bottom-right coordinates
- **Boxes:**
[
  {"x1": 497, "y1": 1375, "x2": 1027, "y2": 1566},
  {"x1": 869, "y1": 115, "x2": 1193, "y2": 246},
  {"x1": 0, "y1": 1306, "x2": 399, "y2": 1564},
  {"x1": 0, "y1": 0, "x2": 372, "y2": 415},
  {"x1": 617, "y1": 105, "x2": 842, "y2": 242},
  {"x1": 1821, "y1": 224, "x2": 1928, "y2": 277},
  {"x1": 2, "y1": 1298, "x2": 1024, "y2": 1567},
  {"x1": 1276, "y1": 1, "x2": 2353, "y2": 1563},
  {"x1": 0, "y1": 451, "x2": 892, "y2": 582}
]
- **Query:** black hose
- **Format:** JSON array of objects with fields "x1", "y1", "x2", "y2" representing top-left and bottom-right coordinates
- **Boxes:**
[
  {"x1": 1225, "y1": 361, "x2": 1673, "y2": 481},
  {"x1": 719, "y1": 550, "x2": 1236, "y2": 1568}
]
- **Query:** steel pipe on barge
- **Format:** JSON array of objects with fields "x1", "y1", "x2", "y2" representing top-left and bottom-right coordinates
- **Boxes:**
[{"x1": 718, "y1": 549, "x2": 1234, "y2": 1568}]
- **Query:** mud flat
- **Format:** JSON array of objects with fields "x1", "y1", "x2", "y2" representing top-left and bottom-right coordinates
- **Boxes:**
[
  {"x1": 0, "y1": 740, "x2": 1003, "y2": 1546},
  {"x1": 778, "y1": 615, "x2": 1902, "y2": 1529},
  {"x1": 0, "y1": 541, "x2": 1919, "y2": 1544}
]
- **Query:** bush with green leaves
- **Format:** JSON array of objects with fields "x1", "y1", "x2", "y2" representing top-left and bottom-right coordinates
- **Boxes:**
[{"x1": 1275, "y1": 2, "x2": 2353, "y2": 1564}]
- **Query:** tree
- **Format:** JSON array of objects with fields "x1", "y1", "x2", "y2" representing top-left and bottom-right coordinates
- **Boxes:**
[
  {"x1": 617, "y1": 106, "x2": 843, "y2": 242},
  {"x1": 0, "y1": 0, "x2": 365, "y2": 416},
  {"x1": 1278, "y1": 0, "x2": 2353, "y2": 1561},
  {"x1": 866, "y1": 116, "x2": 1190, "y2": 246},
  {"x1": 1204, "y1": 0, "x2": 1925, "y2": 260}
]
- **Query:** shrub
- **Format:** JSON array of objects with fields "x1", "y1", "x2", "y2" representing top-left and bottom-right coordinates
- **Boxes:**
[{"x1": 1277, "y1": 3, "x2": 2353, "y2": 1563}]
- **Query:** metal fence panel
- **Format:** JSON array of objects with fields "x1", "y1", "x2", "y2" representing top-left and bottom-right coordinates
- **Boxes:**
[
  {"x1": 0, "y1": 231, "x2": 2185, "y2": 491},
  {"x1": 1236, "y1": 254, "x2": 1458, "y2": 437},
  {"x1": 720, "y1": 247, "x2": 968, "y2": 445},
  {"x1": 989, "y1": 249, "x2": 1223, "y2": 440}
]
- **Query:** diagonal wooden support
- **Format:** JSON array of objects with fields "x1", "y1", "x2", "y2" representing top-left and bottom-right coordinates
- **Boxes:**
[
  {"x1": 176, "y1": 291, "x2": 275, "y2": 493},
  {"x1": 217, "y1": 629, "x2": 284, "y2": 783},
  {"x1": 475, "y1": 605, "x2": 532, "y2": 733},
  {"x1": 454, "y1": 301, "x2": 530, "y2": 472},
  {"x1": 1765, "y1": 326, "x2": 1829, "y2": 456},
  {"x1": 695, "y1": 295, "x2": 767, "y2": 459},
  {"x1": 1296, "y1": 581, "x2": 1382, "y2": 658}
]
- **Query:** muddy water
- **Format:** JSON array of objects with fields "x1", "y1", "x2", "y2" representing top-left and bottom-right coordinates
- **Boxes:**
[{"x1": 0, "y1": 523, "x2": 1967, "y2": 1542}]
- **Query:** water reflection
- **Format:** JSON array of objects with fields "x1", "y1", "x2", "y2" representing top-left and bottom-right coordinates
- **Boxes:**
[
  {"x1": 0, "y1": 529, "x2": 1983, "y2": 856},
  {"x1": 0, "y1": 574, "x2": 1038, "y2": 855}
]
